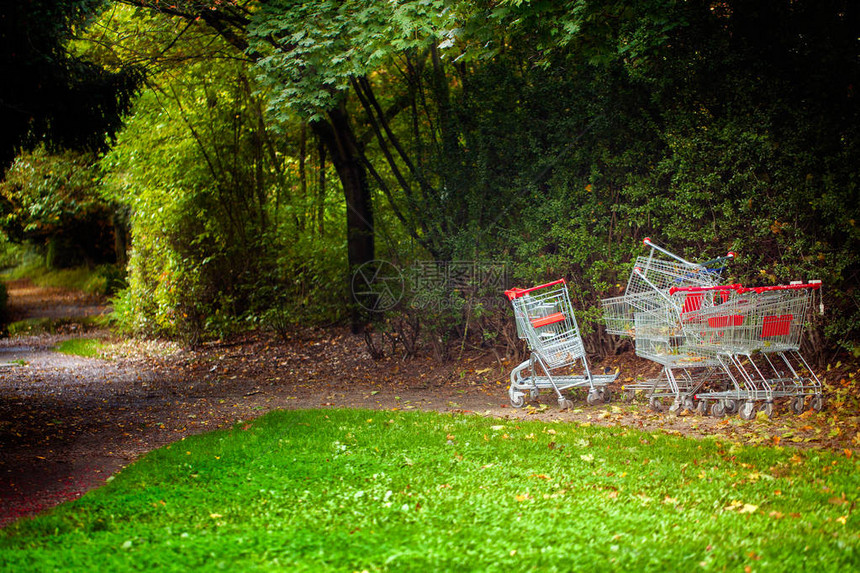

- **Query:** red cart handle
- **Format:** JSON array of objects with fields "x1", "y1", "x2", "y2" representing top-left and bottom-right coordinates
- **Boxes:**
[{"x1": 505, "y1": 279, "x2": 566, "y2": 300}]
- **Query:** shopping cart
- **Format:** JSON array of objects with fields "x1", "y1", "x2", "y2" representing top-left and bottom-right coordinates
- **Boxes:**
[
  {"x1": 682, "y1": 282, "x2": 823, "y2": 419},
  {"x1": 506, "y1": 279, "x2": 618, "y2": 409},
  {"x1": 601, "y1": 238, "x2": 736, "y2": 411}
]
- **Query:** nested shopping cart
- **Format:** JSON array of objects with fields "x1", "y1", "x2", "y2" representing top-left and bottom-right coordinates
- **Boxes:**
[
  {"x1": 506, "y1": 279, "x2": 617, "y2": 409},
  {"x1": 679, "y1": 281, "x2": 823, "y2": 419},
  {"x1": 601, "y1": 238, "x2": 736, "y2": 412}
]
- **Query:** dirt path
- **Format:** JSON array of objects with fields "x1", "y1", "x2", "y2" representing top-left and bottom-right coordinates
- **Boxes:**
[{"x1": 1, "y1": 280, "x2": 857, "y2": 528}]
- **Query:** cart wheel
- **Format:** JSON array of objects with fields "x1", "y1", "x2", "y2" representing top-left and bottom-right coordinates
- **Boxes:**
[
  {"x1": 530, "y1": 388, "x2": 540, "y2": 400},
  {"x1": 623, "y1": 388, "x2": 636, "y2": 402},
  {"x1": 510, "y1": 393, "x2": 525, "y2": 409},
  {"x1": 739, "y1": 401, "x2": 756, "y2": 420},
  {"x1": 724, "y1": 399, "x2": 740, "y2": 415},
  {"x1": 649, "y1": 396, "x2": 665, "y2": 413},
  {"x1": 810, "y1": 394, "x2": 824, "y2": 412},
  {"x1": 587, "y1": 390, "x2": 602, "y2": 406},
  {"x1": 558, "y1": 398, "x2": 574, "y2": 411},
  {"x1": 683, "y1": 397, "x2": 697, "y2": 413},
  {"x1": 696, "y1": 400, "x2": 709, "y2": 416},
  {"x1": 758, "y1": 402, "x2": 774, "y2": 419},
  {"x1": 790, "y1": 396, "x2": 805, "y2": 415},
  {"x1": 600, "y1": 387, "x2": 612, "y2": 404},
  {"x1": 710, "y1": 401, "x2": 726, "y2": 418}
]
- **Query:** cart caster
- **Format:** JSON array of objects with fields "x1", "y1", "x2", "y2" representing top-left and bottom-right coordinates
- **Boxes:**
[
  {"x1": 668, "y1": 399, "x2": 682, "y2": 415},
  {"x1": 510, "y1": 393, "x2": 525, "y2": 409},
  {"x1": 710, "y1": 401, "x2": 726, "y2": 418},
  {"x1": 758, "y1": 402, "x2": 774, "y2": 419},
  {"x1": 623, "y1": 388, "x2": 636, "y2": 403},
  {"x1": 558, "y1": 398, "x2": 574, "y2": 410},
  {"x1": 682, "y1": 397, "x2": 697, "y2": 413},
  {"x1": 530, "y1": 388, "x2": 540, "y2": 400},
  {"x1": 790, "y1": 396, "x2": 805, "y2": 415},
  {"x1": 599, "y1": 387, "x2": 612, "y2": 404},
  {"x1": 649, "y1": 396, "x2": 666, "y2": 413},
  {"x1": 739, "y1": 401, "x2": 756, "y2": 420},
  {"x1": 696, "y1": 400, "x2": 708, "y2": 416},
  {"x1": 810, "y1": 394, "x2": 824, "y2": 412},
  {"x1": 724, "y1": 399, "x2": 740, "y2": 415},
  {"x1": 586, "y1": 389, "x2": 602, "y2": 406}
]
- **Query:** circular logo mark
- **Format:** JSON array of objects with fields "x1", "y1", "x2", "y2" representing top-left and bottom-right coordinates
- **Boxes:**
[{"x1": 351, "y1": 260, "x2": 404, "y2": 312}]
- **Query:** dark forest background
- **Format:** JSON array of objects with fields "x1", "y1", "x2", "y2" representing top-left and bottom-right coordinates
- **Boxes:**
[{"x1": 1, "y1": 0, "x2": 856, "y2": 365}]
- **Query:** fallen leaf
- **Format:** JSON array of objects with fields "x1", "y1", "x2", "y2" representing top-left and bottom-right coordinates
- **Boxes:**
[{"x1": 739, "y1": 503, "x2": 758, "y2": 514}]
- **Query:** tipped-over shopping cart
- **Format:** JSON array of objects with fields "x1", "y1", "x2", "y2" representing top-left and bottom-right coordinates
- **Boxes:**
[{"x1": 601, "y1": 238, "x2": 736, "y2": 412}]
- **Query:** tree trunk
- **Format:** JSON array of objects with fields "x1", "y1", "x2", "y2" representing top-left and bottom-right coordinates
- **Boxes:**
[{"x1": 310, "y1": 104, "x2": 374, "y2": 332}]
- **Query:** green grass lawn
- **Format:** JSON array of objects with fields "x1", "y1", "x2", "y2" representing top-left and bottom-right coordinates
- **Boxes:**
[
  {"x1": 1, "y1": 409, "x2": 857, "y2": 572},
  {"x1": 54, "y1": 337, "x2": 105, "y2": 358}
]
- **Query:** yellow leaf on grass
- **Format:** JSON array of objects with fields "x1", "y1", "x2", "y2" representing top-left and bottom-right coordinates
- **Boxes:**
[
  {"x1": 739, "y1": 503, "x2": 758, "y2": 514},
  {"x1": 725, "y1": 500, "x2": 743, "y2": 511}
]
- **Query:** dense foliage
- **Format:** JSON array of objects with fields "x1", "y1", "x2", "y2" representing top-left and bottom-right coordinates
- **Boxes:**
[
  {"x1": 0, "y1": 0, "x2": 856, "y2": 361},
  {"x1": 0, "y1": 148, "x2": 118, "y2": 268}
]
